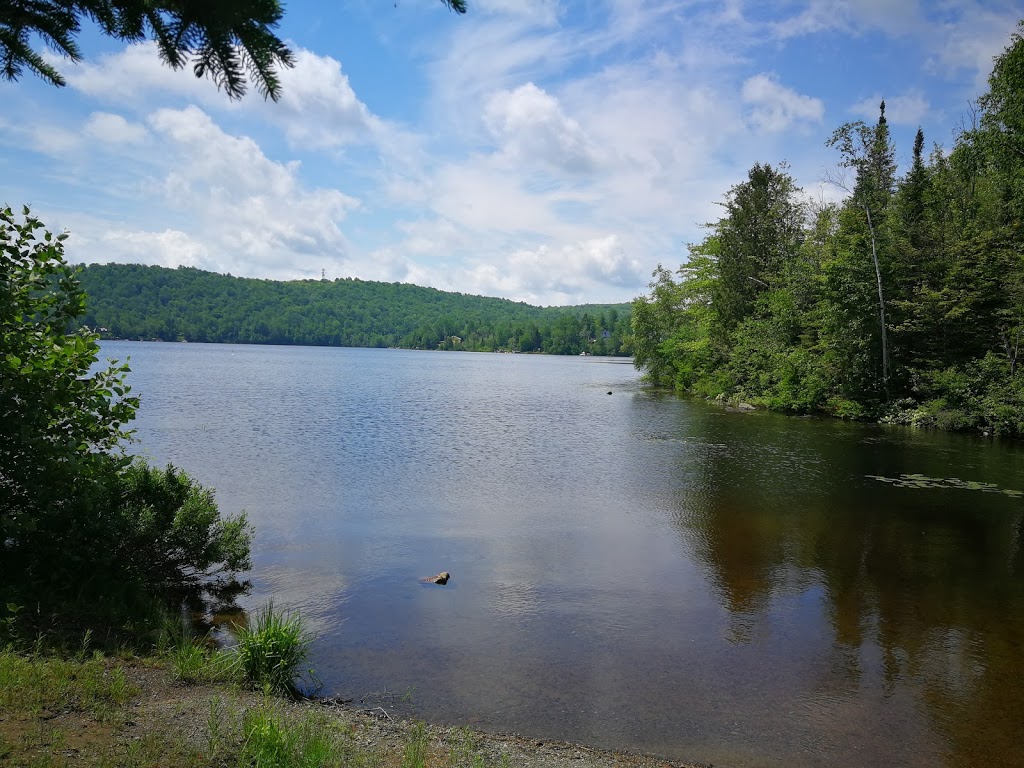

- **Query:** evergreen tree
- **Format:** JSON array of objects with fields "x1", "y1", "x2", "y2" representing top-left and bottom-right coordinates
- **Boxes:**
[{"x1": 826, "y1": 102, "x2": 898, "y2": 400}]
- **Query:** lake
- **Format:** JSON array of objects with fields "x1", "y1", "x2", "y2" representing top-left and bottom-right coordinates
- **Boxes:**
[{"x1": 103, "y1": 341, "x2": 1024, "y2": 768}]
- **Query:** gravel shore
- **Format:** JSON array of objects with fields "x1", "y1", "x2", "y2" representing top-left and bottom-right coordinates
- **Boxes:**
[{"x1": 128, "y1": 663, "x2": 714, "y2": 768}]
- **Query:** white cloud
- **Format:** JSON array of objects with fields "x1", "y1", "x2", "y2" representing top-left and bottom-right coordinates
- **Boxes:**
[
  {"x1": 742, "y1": 73, "x2": 824, "y2": 133},
  {"x1": 368, "y1": 234, "x2": 648, "y2": 306},
  {"x1": 58, "y1": 41, "x2": 216, "y2": 103},
  {"x1": 31, "y1": 125, "x2": 81, "y2": 155},
  {"x1": 251, "y1": 49, "x2": 382, "y2": 150},
  {"x1": 84, "y1": 112, "x2": 148, "y2": 145},
  {"x1": 58, "y1": 106, "x2": 361, "y2": 279},
  {"x1": 59, "y1": 43, "x2": 398, "y2": 153},
  {"x1": 769, "y1": 0, "x2": 924, "y2": 39},
  {"x1": 484, "y1": 83, "x2": 600, "y2": 174},
  {"x1": 147, "y1": 106, "x2": 359, "y2": 275},
  {"x1": 850, "y1": 91, "x2": 930, "y2": 126},
  {"x1": 455, "y1": 235, "x2": 647, "y2": 305},
  {"x1": 927, "y1": 6, "x2": 1023, "y2": 89},
  {"x1": 94, "y1": 228, "x2": 208, "y2": 268}
]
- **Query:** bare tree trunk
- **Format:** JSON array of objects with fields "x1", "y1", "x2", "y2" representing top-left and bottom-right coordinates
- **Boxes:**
[
  {"x1": 864, "y1": 205, "x2": 890, "y2": 399},
  {"x1": 1005, "y1": 316, "x2": 1021, "y2": 378}
]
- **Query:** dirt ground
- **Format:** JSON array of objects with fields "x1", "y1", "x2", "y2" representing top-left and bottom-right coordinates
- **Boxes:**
[{"x1": 0, "y1": 661, "x2": 714, "y2": 767}]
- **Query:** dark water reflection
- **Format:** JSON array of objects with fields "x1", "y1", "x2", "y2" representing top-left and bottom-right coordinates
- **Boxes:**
[{"x1": 105, "y1": 342, "x2": 1024, "y2": 768}]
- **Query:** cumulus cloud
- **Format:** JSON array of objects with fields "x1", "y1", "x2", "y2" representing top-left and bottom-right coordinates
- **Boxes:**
[
  {"x1": 58, "y1": 41, "x2": 216, "y2": 103},
  {"x1": 84, "y1": 112, "x2": 148, "y2": 145},
  {"x1": 742, "y1": 73, "x2": 824, "y2": 133},
  {"x1": 850, "y1": 91, "x2": 929, "y2": 125},
  {"x1": 484, "y1": 83, "x2": 600, "y2": 174},
  {"x1": 59, "y1": 42, "x2": 397, "y2": 153},
  {"x1": 456, "y1": 235, "x2": 647, "y2": 305},
  {"x1": 144, "y1": 106, "x2": 359, "y2": 275},
  {"x1": 94, "y1": 228, "x2": 208, "y2": 268},
  {"x1": 56, "y1": 106, "x2": 360, "y2": 279},
  {"x1": 250, "y1": 49, "x2": 386, "y2": 150},
  {"x1": 368, "y1": 234, "x2": 647, "y2": 306}
]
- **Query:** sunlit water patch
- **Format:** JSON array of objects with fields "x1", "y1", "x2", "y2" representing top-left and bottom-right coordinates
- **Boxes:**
[{"x1": 106, "y1": 342, "x2": 1024, "y2": 768}]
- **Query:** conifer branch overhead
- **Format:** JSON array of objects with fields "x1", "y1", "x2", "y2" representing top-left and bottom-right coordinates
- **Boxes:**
[{"x1": 0, "y1": 1, "x2": 466, "y2": 100}]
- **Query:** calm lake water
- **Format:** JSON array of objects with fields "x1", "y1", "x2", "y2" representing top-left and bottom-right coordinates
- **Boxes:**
[{"x1": 103, "y1": 341, "x2": 1024, "y2": 768}]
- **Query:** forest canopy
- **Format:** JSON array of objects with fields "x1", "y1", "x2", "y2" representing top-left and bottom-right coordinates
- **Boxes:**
[
  {"x1": 77, "y1": 263, "x2": 633, "y2": 357},
  {"x1": 632, "y1": 21, "x2": 1024, "y2": 437}
]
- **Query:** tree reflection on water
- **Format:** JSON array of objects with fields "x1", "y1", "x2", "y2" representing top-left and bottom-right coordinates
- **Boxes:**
[{"x1": 674, "y1": 408, "x2": 1024, "y2": 768}]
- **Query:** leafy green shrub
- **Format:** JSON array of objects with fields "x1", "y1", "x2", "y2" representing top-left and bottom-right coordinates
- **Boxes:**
[
  {"x1": 1, "y1": 207, "x2": 252, "y2": 631},
  {"x1": 1, "y1": 206, "x2": 137, "y2": 602},
  {"x1": 234, "y1": 602, "x2": 313, "y2": 697},
  {"x1": 827, "y1": 397, "x2": 866, "y2": 420},
  {"x1": 111, "y1": 461, "x2": 253, "y2": 594}
]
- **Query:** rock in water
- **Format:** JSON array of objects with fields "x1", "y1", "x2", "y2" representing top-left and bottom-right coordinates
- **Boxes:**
[{"x1": 422, "y1": 571, "x2": 450, "y2": 585}]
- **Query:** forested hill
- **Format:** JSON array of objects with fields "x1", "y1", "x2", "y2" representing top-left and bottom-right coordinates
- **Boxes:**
[{"x1": 77, "y1": 263, "x2": 633, "y2": 355}]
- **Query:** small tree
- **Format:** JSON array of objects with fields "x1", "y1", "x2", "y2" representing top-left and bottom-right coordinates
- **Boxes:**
[
  {"x1": 1, "y1": 205, "x2": 137, "y2": 544},
  {"x1": 2, "y1": 207, "x2": 252, "y2": 612},
  {"x1": 826, "y1": 102, "x2": 897, "y2": 399}
]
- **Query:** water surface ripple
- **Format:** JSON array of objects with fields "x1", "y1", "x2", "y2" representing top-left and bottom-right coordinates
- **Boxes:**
[{"x1": 107, "y1": 342, "x2": 1024, "y2": 768}]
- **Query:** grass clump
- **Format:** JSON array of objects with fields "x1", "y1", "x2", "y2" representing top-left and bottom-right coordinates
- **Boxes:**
[
  {"x1": 0, "y1": 649, "x2": 136, "y2": 719},
  {"x1": 239, "y1": 700, "x2": 372, "y2": 768},
  {"x1": 235, "y1": 601, "x2": 313, "y2": 697},
  {"x1": 402, "y1": 722, "x2": 430, "y2": 768}
]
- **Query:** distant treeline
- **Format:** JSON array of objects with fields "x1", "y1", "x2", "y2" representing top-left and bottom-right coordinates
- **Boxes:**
[{"x1": 77, "y1": 263, "x2": 633, "y2": 356}]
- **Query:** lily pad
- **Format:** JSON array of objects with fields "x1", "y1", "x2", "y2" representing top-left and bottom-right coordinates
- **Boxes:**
[{"x1": 866, "y1": 473, "x2": 1023, "y2": 498}]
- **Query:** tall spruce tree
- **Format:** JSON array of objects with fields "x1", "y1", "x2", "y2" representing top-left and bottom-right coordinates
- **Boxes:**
[
  {"x1": 826, "y1": 102, "x2": 897, "y2": 400},
  {"x1": 712, "y1": 163, "x2": 805, "y2": 332}
]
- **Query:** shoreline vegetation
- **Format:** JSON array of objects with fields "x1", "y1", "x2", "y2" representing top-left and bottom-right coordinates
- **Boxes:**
[
  {"x1": 0, "y1": 645, "x2": 705, "y2": 768},
  {"x1": 631, "y1": 23, "x2": 1024, "y2": 440}
]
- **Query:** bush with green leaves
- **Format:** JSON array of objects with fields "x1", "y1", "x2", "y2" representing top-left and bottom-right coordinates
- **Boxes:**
[
  {"x1": 1, "y1": 206, "x2": 251, "y2": 620},
  {"x1": 1, "y1": 206, "x2": 137, "y2": 543},
  {"x1": 112, "y1": 461, "x2": 252, "y2": 595}
]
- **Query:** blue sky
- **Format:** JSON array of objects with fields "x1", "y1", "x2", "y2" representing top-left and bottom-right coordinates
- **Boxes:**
[{"x1": 1, "y1": 1, "x2": 1021, "y2": 305}]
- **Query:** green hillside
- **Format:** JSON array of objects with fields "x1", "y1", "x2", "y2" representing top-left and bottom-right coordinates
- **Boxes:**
[{"x1": 78, "y1": 263, "x2": 633, "y2": 356}]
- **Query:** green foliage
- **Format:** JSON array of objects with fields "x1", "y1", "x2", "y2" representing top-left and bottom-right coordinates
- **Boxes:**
[
  {"x1": 76, "y1": 262, "x2": 634, "y2": 356},
  {"x1": 234, "y1": 602, "x2": 312, "y2": 698},
  {"x1": 2, "y1": 207, "x2": 251, "y2": 625},
  {"x1": 713, "y1": 162, "x2": 806, "y2": 331},
  {"x1": 403, "y1": 722, "x2": 430, "y2": 768},
  {"x1": 0, "y1": 0, "x2": 293, "y2": 99},
  {"x1": 0, "y1": 649, "x2": 136, "y2": 717},
  {"x1": 632, "y1": 29, "x2": 1024, "y2": 436},
  {"x1": 237, "y1": 700, "x2": 398, "y2": 768},
  {"x1": 112, "y1": 461, "x2": 253, "y2": 593},
  {"x1": 1, "y1": 204, "x2": 137, "y2": 551}
]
